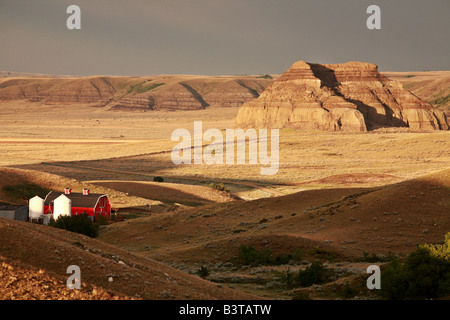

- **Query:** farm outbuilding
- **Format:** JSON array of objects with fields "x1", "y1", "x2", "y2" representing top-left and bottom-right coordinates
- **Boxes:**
[
  {"x1": 29, "y1": 195, "x2": 45, "y2": 219},
  {"x1": 44, "y1": 188, "x2": 111, "y2": 221},
  {"x1": 0, "y1": 205, "x2": 28, "y2": 221}
]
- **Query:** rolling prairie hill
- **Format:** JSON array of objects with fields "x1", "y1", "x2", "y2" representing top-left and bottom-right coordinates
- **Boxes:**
[
  {"x1": 98, "y1": 168, "x2": 450, "y2": 265},
  {"x1": 87, "y1": 180, "x2": 239, "y2": 207},
  {"x1": 0, "y1": 167, "x2": 158, "y2": 209},
  {"x1": 1, "y1": 70, "x2": 448, "y2": 117},
  {"x1": 384, "y1": 71, "x2": 450, "y2": 117},
  {"x1": 0, "y1": 74, "x2": 274, "y2": 111},
  {"x1": 0, "y1": 217, "x2": 259, "y2": 300}
]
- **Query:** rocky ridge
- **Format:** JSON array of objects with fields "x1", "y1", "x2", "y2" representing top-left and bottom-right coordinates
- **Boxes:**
[
  {"x1": 235, "y1": 61, "x2": 449, "y2": 131},
  {"x1": 0, "y1": 75, "x2": 272, "y2": 111}
]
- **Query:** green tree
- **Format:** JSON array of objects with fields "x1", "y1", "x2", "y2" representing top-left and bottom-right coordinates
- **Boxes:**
[
  {"x1": 49, "y1": 213, "x2": 99, "y2": 238},
  {"x1": 296, "y1": 261, "x2": 331, "y2": 287},
  {"x1": 196, "y1": 266, "x2": 210, "y2": 279},
  {"x1": 238, "y1": 245, "x2": 272, "y2": 266},
  {"x1": 381, "y1": 233, "x2": 450, "y2": 299}
]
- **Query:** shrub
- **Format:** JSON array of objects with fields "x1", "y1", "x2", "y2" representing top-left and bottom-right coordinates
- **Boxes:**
[
  {"x1": 208, "y1": 182, "x2": 229, "y2": 192},
  {"x1": 296, "y1": 261, "x2": 332, "y2": 287},
  {"x1": 291, "y1": 248, "x2": 303, "y2": 263},
  {"x1": 356, "y1": 251, "x2": 396, "y2": 263},
  {"x1": 419, "y1": 232, "x2": 450, "y2": 261},
  {"x1": 95, "y1": 214, "x2": 109, "y2": 226},
  {"x1": 281, "y1": 268, "x2": 296, "y2": 288},
  {"x1": 48, "y1": 213, "x2": 99, "y2": 238},
  {"x1": 196, "y1": 266, "x2": 210, "y2": 278},
  {"x1": 237, "y1": 245, "x2": 301, "y2": 266},
  {"x1": 381, "y1": 233, "x2": 450, "y2": 299},
  {"x1": 153, "y1": 176, "x2": 164, "y2": 182},
  {"x1": 281, "y1": 261, "x2": 334, "y2": 288},
  {"x1": 238, "y1": 245, "x2": 272, "y2": 266},
  {"x1": 339, "y1": 281, "x2": 358, "y2": 300}
]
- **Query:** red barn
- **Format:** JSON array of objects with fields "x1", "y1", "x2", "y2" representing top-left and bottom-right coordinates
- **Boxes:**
[{"x1": 44, "y1": 188, "x2": 111, "y2": 221}]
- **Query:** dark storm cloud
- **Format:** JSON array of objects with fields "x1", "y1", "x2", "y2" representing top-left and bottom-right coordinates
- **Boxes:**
[{"x1": 0, "y1": 0, "x2": 448, "y2": 76}]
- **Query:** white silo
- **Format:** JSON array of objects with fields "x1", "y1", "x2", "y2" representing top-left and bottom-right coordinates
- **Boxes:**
[
  {"x1": 29, "y1": 195, "x2": 44, "y2": 219},
  {"x1": 53, "y1": 194, "x2": 72, "y2": 221}
]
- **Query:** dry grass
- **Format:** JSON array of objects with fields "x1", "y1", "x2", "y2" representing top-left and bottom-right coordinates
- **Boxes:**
[
  {"x1": 2, "y1": 101, "x2": 449, "y2": 201},
  {"x1": 14, "y1": 128, "x2": 449, "y2": 199},
  {"x1": 0, "y1": 217, "x2": 258, "y2": 300},
  {"x1": 1, "y1": 91, "x2": 449, "y2": 300},
  {"x1": 99, "y1": 168, "x2": 450, "y2": 262}
]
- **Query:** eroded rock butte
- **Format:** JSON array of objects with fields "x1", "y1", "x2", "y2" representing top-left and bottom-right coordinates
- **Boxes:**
[{"x1": 236, "y1": 61, "x2": 449, "y2": 131}]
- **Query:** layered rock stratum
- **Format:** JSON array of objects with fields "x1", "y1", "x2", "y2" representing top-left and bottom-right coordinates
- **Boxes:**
[
  {"x1": 235, "y1": 61, "x2": 449, "y2": 131},
  {"x1": 384, "y1": 71, "x2": 450, "y2": 117},
  {"x1": 0, "y1": 75, "x2": 272, "y2": 110}
]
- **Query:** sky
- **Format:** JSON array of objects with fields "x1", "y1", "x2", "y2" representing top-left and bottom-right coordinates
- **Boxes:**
[{"x1": 0, "y1": 0, "x2": 449, "y2": 76}]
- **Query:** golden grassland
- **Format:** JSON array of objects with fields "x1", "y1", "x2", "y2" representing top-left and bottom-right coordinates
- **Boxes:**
[
  {"x1": 1, "y1": 102, "x2": 449, "y2": 201},
  {"x1": 1, "y1": 99, "x2": 449, "y2": 300}
]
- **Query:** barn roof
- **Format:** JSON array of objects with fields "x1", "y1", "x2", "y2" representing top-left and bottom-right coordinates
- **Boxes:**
[
  {"x1": 44, "y1": 191, "x2": 107, "y2": 208},
  {"x1": 0, "y1": 205, "x2": 25, "y2": 211}
]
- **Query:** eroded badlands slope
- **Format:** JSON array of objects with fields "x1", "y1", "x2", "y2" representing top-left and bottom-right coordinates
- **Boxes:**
[{"x1": 236, "y1": 61, "x2": 449, "y2": 131}]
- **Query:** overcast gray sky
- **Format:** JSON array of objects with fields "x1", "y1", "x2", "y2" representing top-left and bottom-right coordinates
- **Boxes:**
[{"x1": 0, "y1": 0, "x2": 449, "y2": 76}]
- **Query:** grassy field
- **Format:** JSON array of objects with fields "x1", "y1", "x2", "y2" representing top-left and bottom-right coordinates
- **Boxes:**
[
  {"x1": 12, "y1": 127, "x2": 450, "y2": 200},
  {"x1": 1, "y1": 98, "x2": 449, "y2": 300}
]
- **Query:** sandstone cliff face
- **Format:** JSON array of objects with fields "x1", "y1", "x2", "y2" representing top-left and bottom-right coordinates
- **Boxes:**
[{"x1": 236, "y1": 61, "x2": 449, "y2": 131}]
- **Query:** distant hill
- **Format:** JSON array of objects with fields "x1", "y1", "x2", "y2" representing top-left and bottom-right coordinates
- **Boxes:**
[
  {"x1": 0, "y1": 74, "x2": 274, "y2": 110},
  {"x1": 383, "y1": 71, "x2": 450, "y2": 117}
]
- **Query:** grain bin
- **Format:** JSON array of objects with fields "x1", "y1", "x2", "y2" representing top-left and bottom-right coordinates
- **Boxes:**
[
  {"x1": 53, "y1": 194, "x2": 72, "y2": 221},
  {"x1": 29, "y1": 195, "x2": 44, "y2": 219}
]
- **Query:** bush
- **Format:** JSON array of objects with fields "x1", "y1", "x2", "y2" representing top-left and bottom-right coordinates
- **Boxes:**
[
  {"x1": 208, "y1": 182, "x2": 229, "y2": 192},
  {"x1": 296, "y1": 261, "x2": 332, "y2": 287},
  {"x1": 237, "y1": 245, "x2": 301, "y2": 266},
  {"x1": 381, "y1": 233, "x2": 450, "y2": 299},
  {"x1": 196, "y1": 266, "x2": 210, "y2": 279},
  {"x1": 48, "y1": 213, "x2": 99, "y2": 238},
  {"x1": 153, "y1": 176, "x2": 164, "y2": 182},
  {"x1": 238, "y1": 245, "x2": 272, "y2": 266},
  {"x1": 339, "y1": 281, "x2": 358, "y2": 300},
  {"x1": 356, "y1": 251, "x2": 396, "y2": 263},
  {"x1": 95, "y1": 214, "x2": 109, "y2": 226},
  {"x1": 281, "y1": 261, "x2": 334, "y2": 288},
  {"x1": 419, "y1": 232, "x2": 450, "y2": 261}
]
